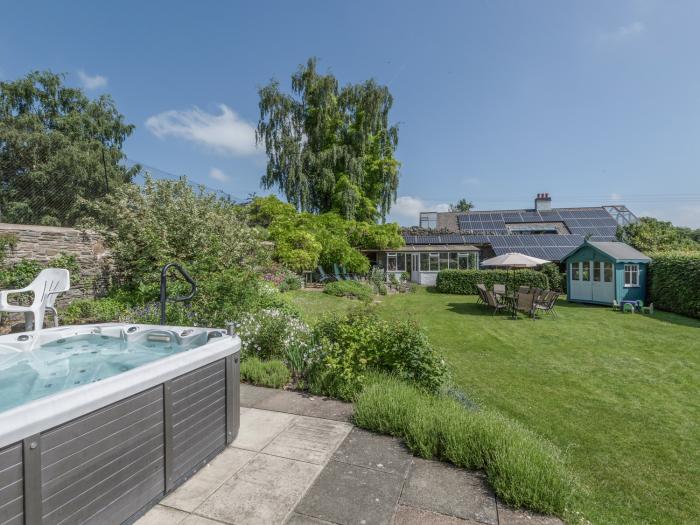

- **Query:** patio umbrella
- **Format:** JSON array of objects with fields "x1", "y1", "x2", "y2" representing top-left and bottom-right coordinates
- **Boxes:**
[{"x1": 481, "y1": 252, "x2": 550, "y2": 318}]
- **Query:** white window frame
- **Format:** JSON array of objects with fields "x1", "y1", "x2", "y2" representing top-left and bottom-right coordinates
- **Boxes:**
[
  {"x1": 624, "y1": 264, "x2": 639, "y2": 288},
  {"x1": 571, "y1": 262, "x2": 580, "y2": 281},
  {"x1": 603, "y1": 262, "x2": 613, "y2": 283},
  {"x1": 387, "y1": 253, "x2": 398, "y2": 272}
]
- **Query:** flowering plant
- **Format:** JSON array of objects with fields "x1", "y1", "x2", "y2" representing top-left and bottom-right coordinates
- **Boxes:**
[{"x1": 236, "y1": 308, "x2": 315, "y2": 363}]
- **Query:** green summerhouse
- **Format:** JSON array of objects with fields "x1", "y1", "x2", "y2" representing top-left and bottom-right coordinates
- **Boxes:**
[{"x1": 563, "y1": 241, "x2": 651, "y2": 305}]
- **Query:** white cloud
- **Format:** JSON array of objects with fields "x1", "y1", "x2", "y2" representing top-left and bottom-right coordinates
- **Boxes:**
[
  {"x1": 77, "y1": 70, "x2": 108, "y2": 90},
  {"x1": 599, "y1": 21, "x2": 645, "y2": 43},
  {"x1": 610, "y1": 193, "x2": 622, "y2": 202},
  {"x1": 388, "y1": 196, "x2": 449, "y2": 225},
  {"x1": 209, "y1": 167, "x2": 230, "y2": 183},
  {"x1": 145, "y1": 104, "x2": 258, "y2": 156}
]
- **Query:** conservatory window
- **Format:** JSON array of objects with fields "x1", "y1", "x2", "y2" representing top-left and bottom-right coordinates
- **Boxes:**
[
  {"x1": 439, "y1": 252, "x2": 450, "y2": 270},
  {"x1": 624, "y1": 264, "x2": 639, "y2": 287},
  {"x1": 387, "y1": 253, "x2": 397, "y2": 271},
  {"x1": 420, "y1": 253, "x2": 430, "y2": 271},
  {"x1": 429, "y1": 253, "x2": 439, "y2": 271}
]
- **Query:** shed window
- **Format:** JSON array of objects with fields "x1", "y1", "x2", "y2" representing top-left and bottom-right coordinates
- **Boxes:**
[
  {"x1": 624, "y1": 264, "x2": 639, "y2": 287},
  {"x1": 571, "y1": 263, "x2": 580, "y2": 281},
  {"x1": 603, "y1": 262, "x2": 613, "y2": 282},
  {"x1": 582, "y1": 261, "x2": 591, "y2": 281},
  {"x1": 593, "y1": 262, "x2": 601, "y2": 282}
]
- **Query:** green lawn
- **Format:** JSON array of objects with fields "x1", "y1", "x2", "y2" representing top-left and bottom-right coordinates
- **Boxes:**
[{"x1": 290, "y1": 287, "x2": 700, "y2": 525}]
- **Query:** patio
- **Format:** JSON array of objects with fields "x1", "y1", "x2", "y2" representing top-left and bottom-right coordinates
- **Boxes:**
[{"x1": 136, "y1": 385, "x2": 561, "y2": 525}]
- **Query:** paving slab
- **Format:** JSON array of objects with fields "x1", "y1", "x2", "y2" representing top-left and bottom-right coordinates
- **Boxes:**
[
  {"x1": 333, "y1": 428, "x2": 413, "y2": 476},
  {"x1": 240, "y1": 383, "x2": 279, "y2": 407},
  {"x1": 182, "y1": 516, "x2": 229, "y2": 525},
  {"x1": 135, "y1": 504, "x2": 189, "y2": 525},
  {"x1": 392, "y1": 504, "x2": 481, "y2": 524},
  {"x1": 255, "y1": 389, "x2": 354, "y2": 421},
  {"x1": 496, "y1": 506, "x2": 564, "y2": 525},
  {"x1": 263, "y1": 415, "x2": 352, "y2": 464},
  {"x1": 232, "y1": 408, "x2": 295, "y2": 451},
  {"x1": 285, "y1": 513, "x2": 337, "y2": 524},
  {"x1": 162, "y1": 447, "x2": 256, "y2": 512},
  {"x1": 400, "y1": 458, "x2": 497, "y2": 525},
  {"x1": 296, "y1": 460, "x2": 404, "y2": 525},
  {"x1": 197, "y1": 453, "x2": 321, "y2": 525}
]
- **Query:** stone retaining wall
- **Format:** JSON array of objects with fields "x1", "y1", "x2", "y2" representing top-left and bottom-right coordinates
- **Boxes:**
[{"x1": 0, "y1": 223, "x2": 110, "y2": 303}]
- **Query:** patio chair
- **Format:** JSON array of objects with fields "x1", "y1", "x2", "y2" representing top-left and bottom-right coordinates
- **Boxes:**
[
  {"x1": 493, "y1": 283, "x2": 506, "y2": 298},
  {"x1": 612, "y1": 300, "x2": 621, "y2": 311},
  {"x1": 622, "y1": 303, "x2": 635, "y2": 313},
  {"x1": 333, "y1": 264, "x2": 347, "y2": 281},
  {"x1": 484, "y1": 290, "x2": 509, "y2": 316},
  {"x1": 534, "y1": 291, "x2": 559, "y2": 318},
  {"x1": 0, "y1": 268, "x2": 70, "y2": 331},
  {"x1": 518, "y1": 285, "x2": 530, "y2": 294},
  {"x1": 317, "y1": 266, "x2": 336, "y2": 283},
  {"x1": 515, "y1": 292, "x2": 536, "y2": 319},
  {"x1": 340, "y1": 264, "x2": 358, "y2": 281},
  {"x1": 476, "y1": 283, "x2": 488, "y2": 304},
  {"x1": 642, "y1": 302, "x2": 654, "y2": 315}
]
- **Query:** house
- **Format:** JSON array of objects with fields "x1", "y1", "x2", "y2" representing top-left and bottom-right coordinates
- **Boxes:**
[
  {"x1": 366, "y1": 193, "x2": 638, "y2": 285},
  {"x1": 563, "y1": 241, "x2": 650, "y2": 305}
]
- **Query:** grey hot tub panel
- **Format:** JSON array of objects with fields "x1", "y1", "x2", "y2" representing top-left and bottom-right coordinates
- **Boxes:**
[{"x1": 0, "y1": 356, "x2": 239, "y2": 525}]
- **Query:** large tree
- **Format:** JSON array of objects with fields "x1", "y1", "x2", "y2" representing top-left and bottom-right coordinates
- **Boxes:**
[
  {"x1": 256, "y1": 58, "x2": 400, "y2": 222},
  {"x1": 619, "y1": 217, "x2": 700, "y2": 253},
  {"x1": 0, "y1": 71, "x2": 137, "y2": 226}
]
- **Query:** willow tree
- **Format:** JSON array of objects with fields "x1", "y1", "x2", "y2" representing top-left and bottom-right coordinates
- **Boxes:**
[{"x1": 256, "y1": 58, "x2": 400, "y2": 222}]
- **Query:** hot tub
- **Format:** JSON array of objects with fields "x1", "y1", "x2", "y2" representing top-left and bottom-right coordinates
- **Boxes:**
[{"x1": 0, "y1": 323, "x2": 240, "y2": 525}]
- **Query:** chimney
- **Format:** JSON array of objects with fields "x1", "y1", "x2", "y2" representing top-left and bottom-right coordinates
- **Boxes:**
[{"x1": 535, "y1": 192, "x2": 552, "y2": 211}]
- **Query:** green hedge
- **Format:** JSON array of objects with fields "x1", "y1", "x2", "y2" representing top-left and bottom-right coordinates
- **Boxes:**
[
  {"x1": 649, "y1": 251, "x2": 700, "y2": 319},
  {"x1": 436, "y1": 269, "x2": 549, "y2": 294}
]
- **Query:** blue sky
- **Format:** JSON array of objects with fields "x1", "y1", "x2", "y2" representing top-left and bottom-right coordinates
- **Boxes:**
[{"x1": 2, "y1": 0, "x2": 700, "y2": 227}]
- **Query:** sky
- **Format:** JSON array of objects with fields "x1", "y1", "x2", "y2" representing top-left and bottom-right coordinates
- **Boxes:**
[{"x1": 2, "y1": 0, "x2": 700, "y2": 227}]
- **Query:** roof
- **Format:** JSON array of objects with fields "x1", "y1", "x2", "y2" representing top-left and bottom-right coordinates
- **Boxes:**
[
  {"x1": 365, "y1": 244, "x2": 479, "y2": 253},
  {"x1": 564, "y1": 241, "x2": 651, "y2": 262}
]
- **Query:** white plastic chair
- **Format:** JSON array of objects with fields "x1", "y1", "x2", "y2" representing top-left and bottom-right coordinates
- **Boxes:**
[{"x1": 0, "y1": 268, "x2": 70, "y2": 331}]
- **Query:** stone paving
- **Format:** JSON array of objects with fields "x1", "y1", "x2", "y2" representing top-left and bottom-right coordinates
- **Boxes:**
[{"x1": 137, "y1": 385, "x2": 563, "y2": 525}]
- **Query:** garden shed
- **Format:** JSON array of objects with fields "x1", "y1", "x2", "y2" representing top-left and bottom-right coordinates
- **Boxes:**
[{"x1": 563, "y1": 241, "x2": 650, "y2": 305}]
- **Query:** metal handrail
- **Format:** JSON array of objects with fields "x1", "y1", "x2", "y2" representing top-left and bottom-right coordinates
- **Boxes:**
[{"x1": 160, "y1": 263, "x2": 197, "y2": 325}]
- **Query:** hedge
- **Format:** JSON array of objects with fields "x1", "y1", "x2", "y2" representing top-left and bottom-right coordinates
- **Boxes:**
[
  {"x1": 436, "y1": 269, "x2": 549, "y2": 294},
  {"x1": 649, "y1": 251, "x2": 700, "y2": 319}
]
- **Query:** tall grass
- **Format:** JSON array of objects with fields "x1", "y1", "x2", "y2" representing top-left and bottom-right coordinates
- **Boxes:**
[
  {"x1": 354, "y1": 375, "x2": 580, "y2": 519},
  {"x1": 240, "y1": 357, "x2": 291, "y2": 389}
]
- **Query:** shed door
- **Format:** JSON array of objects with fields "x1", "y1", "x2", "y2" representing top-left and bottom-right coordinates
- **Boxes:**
[
  {"x1": 592, "y1": 261, "x2": 615, "y2": 304},
  {"x1": 570, "y1": 261, "x2": 593, "y2": 301}
]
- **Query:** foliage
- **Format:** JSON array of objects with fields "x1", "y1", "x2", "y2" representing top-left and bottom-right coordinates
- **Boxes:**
[
  {"x1": 249, "y1": 195, "x2": 403, "y2": 274},
  {"x1": 619, "y1": 217, "x2": 700, "y2": 253},
  {"x1": 0, "y1": 234, "x2": 17, "y2": 266},
  {"x1": 85, "y1": 176, "x2": 270, "y2": 289},
  {"x1": 323, "y1": 280, "x2": 373, "y2": 302},
  {"x1": 237, "y1": 307, "x2": 313, "y2": 361},
  {"x1": 256, "y1": 58, "x2": 400, "y2": 221},
  {"x1": 240, "y1": 357, "x2": 291, "y2": 389},
  {"x1": 279, "y1": 274, "x2": 303, "y2": 292},
  {"x1": 290, "y1": 288, "x2": 700, "y2": 524},
  {"x1": 0, "y1": 253, "x2": 80, "y2": 289},
  {"x1": 538, "y1": 263, "x2": 564, "y2": 292},
  {"x1": 0, "y1": 71, "x2": 138, "y2": 226},
  {"x1": 449, "y1": 198, "x2": 474, "y2": 212},
  {"x1": 353, "y1": 375, "x2": 578, "y2": 518},
  {"x1": 367, "y1": 266, "x2": 387, "y2": 294},
  {"x1": 62, "y1": 298, "x2": 131, "y2": 324},
  {"x1": 648, "y1": 251, "x2": 700, "y2": 318},
  {"x1": 435, "y1": 269, "x2": 548, "y2": 294},
  {"x1": 307, "y1": 308, "x2": 447, "y2": 400}
]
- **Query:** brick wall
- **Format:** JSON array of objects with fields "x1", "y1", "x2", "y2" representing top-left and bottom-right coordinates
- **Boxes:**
[{"x1": 0, "y1": 223, "x2": 110, "y2": 303}]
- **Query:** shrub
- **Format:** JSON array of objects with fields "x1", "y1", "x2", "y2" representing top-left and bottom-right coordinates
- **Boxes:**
[
  {"x1": 279, "y1": 274, "x2": 303, "y2": 292},
  {"x1": 538, "y1": 263, "x2": 564, "y2": 292},
  {"x1": 237, "y1": 308, "x2": 313, "y2": 361},
  {"x1": 367, "y1": 266, "x2": 386, "y2": 293},
  {"x1": 649, "y1": 251, "x2": 700, "y2": 318},
  {"x1": 62, "y1": 298, "x2": 132, "y2": 324},
  {"x1": 240, "y1": 357, "x2": 291, "y2": 388},
  {"x1": 354, "y1": 375, "x2": 578, "y2": 519},
  {"x1": 436, "y1": 269, "x2": 549, "y2": 294},
  {"x1": 323, "y1": 280, "x2": 373, "y2": 302},
  {"x1": 307, "y1": 309, "x2": 447, "y2": 400}
]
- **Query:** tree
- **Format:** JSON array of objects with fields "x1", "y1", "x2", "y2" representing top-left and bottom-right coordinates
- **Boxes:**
[
  {"x1": 256, "y1": 58, "x2": 400, "y2": 222},
  {"x1": 619, "y1": 217, "x2": 700, "y2": 253},
  {"x1": 449, "y1": 199, "x2": 474, "y2": 212},
  {"x1": 0, "y1": 71, "x2": 138, "y2": 226}
]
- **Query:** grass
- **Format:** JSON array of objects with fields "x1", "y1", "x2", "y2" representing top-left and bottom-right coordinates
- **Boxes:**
[
  {"x1": 323, "y1": 280, "x2": 373, "y2": 301},
  {"x1": 240, "y1": 357, "x2": 291, "y2": 388},
  {"x1": 289, "y1": 288, "x2": 700, "y2": 525}
]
